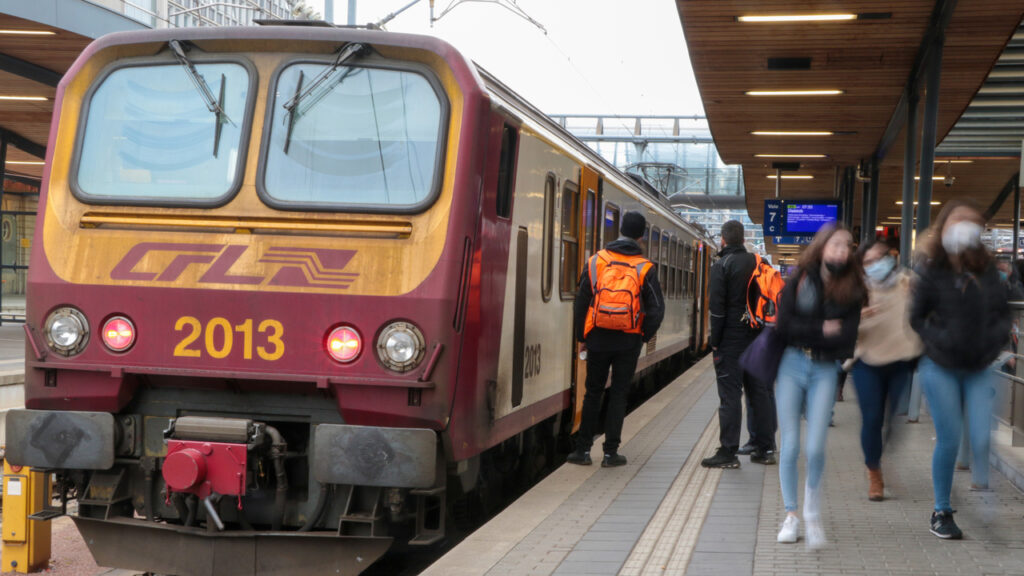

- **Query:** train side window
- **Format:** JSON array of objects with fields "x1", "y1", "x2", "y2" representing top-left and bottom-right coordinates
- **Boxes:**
[
  {"x1": 665, "y1": 238, "x2": 674, "y2": 299},
  {"x1": 559, "y1": 181, "x2": 580, "y2": 299},
  {"x1": 541, "y1": 173, "x2": 556, "y2": 302},
  {"x1": 671, "y1": 238, "x2": 680, "y2": 299},
  {"x1": 676, "y1": 242, "x2": 684, "y2": 299},
  {"x1": 650, "y1": 227, "x2": 661, "y2": 278},
  {"x1": 688, "y1": 245, "x2": 696, "y2": 295},
  {"x1": 603, "y1": 203, "x2": 620, "y2": 247},
  {"x1": 496, "y1": 123, "x2": 518, "y2": 219},
  {"x1": 660, "y1": 231, "x2": 669, "y2": 288}
]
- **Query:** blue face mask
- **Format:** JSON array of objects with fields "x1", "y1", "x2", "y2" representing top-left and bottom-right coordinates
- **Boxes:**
[{"x1": 864, "y1": 256, "x2": 896, "y2": 284}]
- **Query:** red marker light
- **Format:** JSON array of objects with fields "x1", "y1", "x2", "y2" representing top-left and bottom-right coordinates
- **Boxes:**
[
  {"x1": 327, "y1": 326, "x2": 361, "y2": 363},
  {"x1": 102, "y1": 316, "x2": 135, "y2": 352}
]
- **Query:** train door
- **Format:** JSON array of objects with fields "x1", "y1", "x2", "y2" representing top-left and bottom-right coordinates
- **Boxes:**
[{"x1": 571, "y1": 166, "x2": 602, "y2": 432}]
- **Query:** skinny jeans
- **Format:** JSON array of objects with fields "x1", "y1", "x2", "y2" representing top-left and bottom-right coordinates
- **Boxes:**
[
  {"x1": 776, "y1": 347, "x2": 838, "y2": 514},
  {"x1": 851, "y1": 359, "x2": 915, "y2": 469},
  {"x1": 918, "y1": 356, "x2": 994, "y2": 512}
]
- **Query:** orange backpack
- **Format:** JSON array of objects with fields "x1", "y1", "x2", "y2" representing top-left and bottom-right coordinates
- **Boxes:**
[
  {"x1": 584, "y1": 250, "x2": 653, "y2": 337},
  {"x1": 743, "y1": 254, "x2": 785, "y2": 329}
]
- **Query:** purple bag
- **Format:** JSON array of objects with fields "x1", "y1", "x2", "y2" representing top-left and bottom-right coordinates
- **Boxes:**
[{"x1": 739, "y1": 325, "x2": 786, "y2": 386}]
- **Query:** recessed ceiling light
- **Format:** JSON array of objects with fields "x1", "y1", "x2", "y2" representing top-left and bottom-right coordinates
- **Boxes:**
[
  {"x1": 752, "y1": 131, "x2": 833, "y2": 136},
  {"x1": 875, "y1": 226, "x2": 884, "y2": 231},
  {"x1": 0, "y1": 29, "x2": 55, "y2": 36},
  {"x1": 0, "y1": 96, "x2": 47, "y2": 101},
  {"x1": 767, "y1": 175, "x2": 814, "y2": 180},
  {"x1": 5, "y1": 161, "x2": 44, "y2": 165},
  {"x1": 745, "y1": 90, "x2": 843, "y2": 96},
  {"x1": 737, "y1": 14, "x2": 857, "y2": 23},
  {"x1": 755, "y1": 154, "x2": 828, "y2": 158}
]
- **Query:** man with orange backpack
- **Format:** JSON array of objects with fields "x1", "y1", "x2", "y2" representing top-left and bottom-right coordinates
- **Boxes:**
[
  {"x1": 568, "y1": 211, "x2": 664, "y2": 467},
  {"x1": 701, "y1": 220, "x2": 778, "y2": 469}
]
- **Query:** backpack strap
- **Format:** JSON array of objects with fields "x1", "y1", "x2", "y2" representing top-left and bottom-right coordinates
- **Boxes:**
[{"x1": 589, "y1": 250, "x2": 609, "y2": 294}]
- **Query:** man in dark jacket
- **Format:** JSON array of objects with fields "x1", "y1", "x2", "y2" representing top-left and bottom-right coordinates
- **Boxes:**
[
  {"x1": 701, "y1": 221, "x2": 776, "y2": 468},
  {"x1": 568, "y1": 211, "x2": 665, "y2": 467}
]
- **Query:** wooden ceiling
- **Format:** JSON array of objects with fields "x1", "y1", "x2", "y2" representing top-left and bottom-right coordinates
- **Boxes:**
[
  {"x1": 0, "y1": 13, "x2": 92, "y2": 184},
  {"x1": 677, "y1": 0, "x2": 1024, "y2": 254}
]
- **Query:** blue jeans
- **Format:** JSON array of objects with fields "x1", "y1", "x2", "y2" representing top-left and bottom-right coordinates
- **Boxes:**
[
  {"x1": 918, "y1": 356, "x2": 995, "y2": 512},
  {"x1": 851, "y1": 359, "x2": 915, "y2": 469},
  {"x1": 776, "y1": 347, "x2": 838, "y2": 514}
]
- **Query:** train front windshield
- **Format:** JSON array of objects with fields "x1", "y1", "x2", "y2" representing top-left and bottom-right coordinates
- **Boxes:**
[
  {"x1": 263, "y1": 62, "x2": 446, "y2": 211},
  {"x1": 75, "y1": 61, "x2": 252, "y2": 203}
]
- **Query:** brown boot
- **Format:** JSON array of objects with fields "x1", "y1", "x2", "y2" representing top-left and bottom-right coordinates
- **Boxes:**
[{"x1": 868, "y1": 468, "x2": 884, "y2": 501}]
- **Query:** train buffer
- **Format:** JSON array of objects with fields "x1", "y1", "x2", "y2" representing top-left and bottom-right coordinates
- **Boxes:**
[{"x1": 423, "y1": 357, "x2": 1024, "y2": 576}]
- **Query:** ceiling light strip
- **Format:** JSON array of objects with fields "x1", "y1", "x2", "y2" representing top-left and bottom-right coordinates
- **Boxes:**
[
  {"x1": 737, "y1": 14, "x2": 857, "y2": 23},
  {"x1": 0, "y1": 29, "x2": 55, "y2": 36},
  {"x1": 745, "y1": 90, "x2": 843, "y2": 96},
  {"x1": 766, "y1": 175, "x2": 814, "y2": 180},
  {"x1": 752, "y1": 131, "x2": 834, "y2": 136},
  {"x1": 754, "y1": 154, "x2": 828, "y2": 158},
  {"x1": 0, "y1": 96, "x2": 48, "y2": 101}
]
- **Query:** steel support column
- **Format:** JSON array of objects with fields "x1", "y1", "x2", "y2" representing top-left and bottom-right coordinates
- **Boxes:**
[
  {"x1": 868, "y1": 161, "x2": 880, "y2": 240},
  {"x1": 1014, "y1": 176, "x2": 1021, "y2": 264},
  {"x1": 901, "y1": 92, "x2": 920, "y2": 266},
  {"x1": 861, "y1": 169, "x2": 871, "y2": 243},
  {"x1": 917, "y1": 36, "x2": 944, "y2": 237}
]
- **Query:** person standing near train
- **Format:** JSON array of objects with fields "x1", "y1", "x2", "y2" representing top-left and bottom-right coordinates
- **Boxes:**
[
  {"x1": 701, "y1": 221, "x2": 777, "y2": 469},
  {"x1": 568, "y1": 211, "x2": 665, "y2": 468},
  {"x1": 774, "y1": 224, "x2": 864, "y2": 548},
  {"x1": 910, "y1": 199, "x2": 1010, "y2": 540}
]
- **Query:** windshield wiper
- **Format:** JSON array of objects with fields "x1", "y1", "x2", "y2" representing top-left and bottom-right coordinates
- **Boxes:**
[
  {"x1": 282, "y1": 42, "x2": 368, "y2": 153},
  {"x1": 169, "y1": 39, "x2": 234, "y2": 157}
]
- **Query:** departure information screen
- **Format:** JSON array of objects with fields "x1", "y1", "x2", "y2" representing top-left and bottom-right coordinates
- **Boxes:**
[{"x1": 784, "y1": 202, "x2": 840, "y2": 235}]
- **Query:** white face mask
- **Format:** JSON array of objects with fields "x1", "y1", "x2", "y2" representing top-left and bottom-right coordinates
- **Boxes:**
[
  {"x1": 864, "y1": 255, "x2": 896, "y2": 284},
  {"x1": 941, "y1": 221, "x2": 983, "y2": 255}
]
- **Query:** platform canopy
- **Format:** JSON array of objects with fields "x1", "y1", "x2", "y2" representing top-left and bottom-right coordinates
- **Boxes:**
[
  {"x1": 0, "y1": 1, "x2": 146, "y2": 185},
  {"x1": 677, "y1": 0, "x2": 1024, "y2": 254}
]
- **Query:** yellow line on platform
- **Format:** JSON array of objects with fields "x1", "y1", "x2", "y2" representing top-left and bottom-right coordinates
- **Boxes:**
[{"x1": 620, "y1": 412, "x2": 722, "y2": 576}]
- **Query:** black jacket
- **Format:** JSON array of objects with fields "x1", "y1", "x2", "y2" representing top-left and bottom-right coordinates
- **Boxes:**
[
  {"x1": 708, "y1": 244, "x2": 759, "y2": 352},
  {"x1": 574, "y1": 238, "x2": 665, "y2": 352},
  {"x1": 910, "y1": 261, "x2": 1011, "y2": 371},
  {"x1": 776, "y1": 265, "x2": 862, "y2": 361}
]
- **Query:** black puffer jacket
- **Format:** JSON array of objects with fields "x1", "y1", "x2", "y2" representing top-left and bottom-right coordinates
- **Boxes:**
[
  {"x1": 910, "y1": 261, "x2": 1010, "y2": 371},
  {"x1": 574, "y1": 238, "x2": 665, "y2": 352},
  {"x1": 776, "y1": 265, "x2": 862, "y2": 361},
  {"x1": 708, "y1": 244, "x2": 759, "y2": 352}
]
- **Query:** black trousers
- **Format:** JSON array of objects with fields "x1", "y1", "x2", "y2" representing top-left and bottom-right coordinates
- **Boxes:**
[
  {"x1": 577, "y1": 346, "x2": 642, "y2": 455},
  {"x1": 715, "y1": 350, "x2": 775, "y2": 452}
]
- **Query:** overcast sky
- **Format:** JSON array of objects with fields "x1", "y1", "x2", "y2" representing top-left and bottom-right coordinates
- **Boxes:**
[{"x1": 303, "y1": 0, "x2": 704, "y2": 116}]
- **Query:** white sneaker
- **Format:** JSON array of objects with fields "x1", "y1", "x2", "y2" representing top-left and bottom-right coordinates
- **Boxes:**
[
  {"x1": 805, "y1": 518, "x2": 827, "y2": 550},
  {"x1": 777, "y1": 515, "x2": 799, "y2": 543}
]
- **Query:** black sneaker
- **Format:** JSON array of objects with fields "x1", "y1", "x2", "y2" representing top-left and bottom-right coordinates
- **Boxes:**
[
  {"x1": 566, "y1": 450, "x2": 592, "y2": 466},
  {"x1": 737, "y1": 441, "x2": 756, "y2": 456},
  {"x1": 602, "y1": 453, "x2": 627, "y2": 468},
  {"x1": 750, "y1": 449, "x2": 777, "y2": 465},
  {"x1": 929, "y1": 510, "x2": 963, "y2": 540},
  {"x1": 701, "y1": 447, "x2": 740, "y2": 469}
]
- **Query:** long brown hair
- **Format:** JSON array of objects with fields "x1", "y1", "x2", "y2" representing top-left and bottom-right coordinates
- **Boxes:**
[
  {"x1": 797, "y1": 223, "x2": 866, "y2": 305},
  {"x1": 916, "y1": 198, "x2": 991, "y2": 274}
]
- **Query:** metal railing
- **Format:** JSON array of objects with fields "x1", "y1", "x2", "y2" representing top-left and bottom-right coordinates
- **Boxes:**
[{"x1": 998, "y1": 303, "x2": 1024, "y2": 446}]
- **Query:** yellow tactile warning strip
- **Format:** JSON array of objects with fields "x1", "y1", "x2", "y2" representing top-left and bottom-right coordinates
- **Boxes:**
[{"x1": 620, "y1": 415, "x2": 722, "y2": 576}]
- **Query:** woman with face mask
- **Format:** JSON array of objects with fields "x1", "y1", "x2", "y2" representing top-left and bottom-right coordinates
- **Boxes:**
[
  {"x1": 850, "y1": 240, "x2": 923, "y2": 503},
  {"x1": 774, "y1": 224, "x2": 865, "y2": 548},
  {"x1": 910, "y1": 199, "x2": 1010, "y2": 540}
]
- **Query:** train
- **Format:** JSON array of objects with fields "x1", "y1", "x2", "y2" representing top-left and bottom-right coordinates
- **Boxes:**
[{"x1": 5, "y1": 25, "x2": 714, "y2": 576}]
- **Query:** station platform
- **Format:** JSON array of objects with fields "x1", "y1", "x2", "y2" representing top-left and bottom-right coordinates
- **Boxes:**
[{"x1": 424, "y1": 357, "x2": 1024, "y2": 576}]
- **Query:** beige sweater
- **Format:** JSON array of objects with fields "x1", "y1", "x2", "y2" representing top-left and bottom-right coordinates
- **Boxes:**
[{"x1": 854, "y1": 272, "x2": 924, "y2": 366}]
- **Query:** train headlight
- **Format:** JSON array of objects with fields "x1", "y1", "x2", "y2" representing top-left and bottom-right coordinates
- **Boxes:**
[
  {"x1": 377, "y1": 322, "x2": 425, "y2": 372},
  {"x1": 327, "y1": 325, "x2": 362, "y2": 363},
  {"x1": 44, "y1": 307, "x2": 89, "y2": 356}
]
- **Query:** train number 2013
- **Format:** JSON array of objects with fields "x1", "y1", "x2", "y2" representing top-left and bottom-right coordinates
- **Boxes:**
[
  {"x1": 524, "y1": 344, "x2": 542, "y2": 379},
  {"x1": 173, "y1": 316, "x2": 284, "y2": 361}
]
